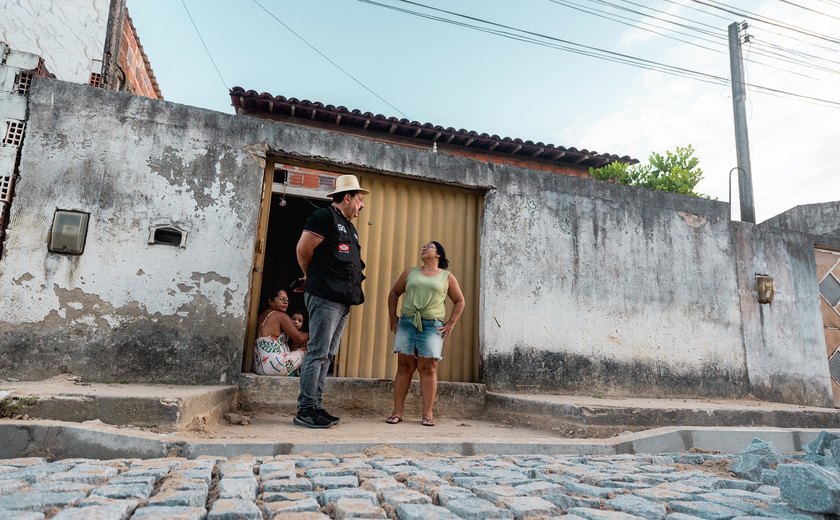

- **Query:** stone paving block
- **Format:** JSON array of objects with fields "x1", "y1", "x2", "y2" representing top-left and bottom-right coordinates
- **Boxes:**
[
  {"x1": 712, "y1": 487, "x2": 780, "y2": 502},
  {"x1": 312, "y1": 475, "x2": 358, "y2": 489},
  {"x1": 0, "y1": 480, "x2": 28, "y2": 496},
  {"x1": 759, "y1": 469, "x2": 779, "y2": 487},
  {"x1": 12, "y1": 463, "x2": 74, "y2": 483},
  {"x1": 360, "y1": 477, "x2": 403, "y2": 494},
  {"x1": 370, "y1": 459, "x2": 409, "y2": 469},
  {"x1": 295, "y1": 458, "x2": 339, "y2": 469},
  {"x1": 51, "y1": 504, "x2": 133, "y2": 520},
  {"x1": 405, "y1": 473, "x2": 447, "y2": 492},
  {"x1": 261, "y1": 491, "x2": 319, "y2": 502},
  {"x1": 120, "y1": 468, "x2": 170, "y2": 480},
  {"x1": 567, "y1": 508, "x2": 646, "y2": 519},
  {"x1": 710, "y1": 478, "x2": 759, "y2": 492},
  {"x1": 218, "y1": 477, "x2": 258, "y2": 500},
  {"x1": 131, "y1": 506, "x2": 207, "y2": 519},
  {"x1": 668, "y1": 500, "x2": 746, "y2": 519},
  {"x1": 357, "y1": 469, "x2": 390, "y2": 481},
  {"x1": 318, "y1": 487, "x2": 377, "y2": 506},
  {"x1": 601, "y1": 480, "x2": 650, "y2": 490},
  {"x1": 0, "y1": 491, "x2": 86, "y2": 511},
  {"x1": 160, "y1": 477, "x2": 209, "y2": 493},
  {"x1": 379, "y1": 464, "x2": 421, "y2": 475},
  {"x1": 695, "y1": 492, "x2": 770, "y2": 516},
  {"x1": 452, "y1": 476, "x2": 494, "y2": 487},
  {"x1": 445, "y1": 497, "x2": 515, "y2": 519},
  {"x1": 333, "y1": 497, "x2": 386, "y2": 519},
  {"x1": 207, "y1": 499, "x2": 262, "y2": 520},
  {"x1": 778, "y1": 462, "x2": 840, "y2": 514},
  {"x1": 729, "y1": 454, "x2": 770, "y2": 482},
  {"x1": 305, "y1": 466, "x2": 358, "y2": 478},
  {"x1": 261, "y1": 468, "x2": 296, "y2": 480},
  {"x1": 260, "y1": 460, "x2": 295, "y2": 475},
  {"x1": 563, "y1": 481, "x2": 616, "y2": 498},
  {"x1": 29, "y1": 482, "x2": 92, "y2": 494},
  {"x1": 0, "y1": 459, "x2": 45, "y2": 468},
  {"x1": 263, "y1": 497, "x2": 320, "y2": 516},
  {"x1": 470, "y1": 484, "x2": 526, "y2": 502},
  {"x1": 380, "y1": 488, "x2": 431, "y2": 507},
  {"x1": 433, "y1": 485, "x2": 476, "y2": 506},
  {"x1": 498, "y1": 495, "x2": 559, "y2": 519},
  {"x1": 754, "y1": 485, "x2": 780, "y2": 498},
  {"x1": 177, "y1": 470, "x2": 214, "y2": 485},
  {"x1": 664, "y1": 514, "x2": 705, "y2": 520},
  {"x1": 0, "y1": 512, "x2": 44, "y2": 520},
  {"x1": 109, "y1": 475, "x2": 157, "y2": 486},
  {"x1": 396, "y1": 503, "x2": 461, "y2": 520},
  {"x1": 45, "y1": 467, "x2": 118, "y2": 484},
  {"x1": 75, "y1": 497, "x2": 140, "y2": 510},
  {"x1": 147, "y1": 489, "x2": 208, "y2": 508},
  {"x1": 606, "y1": 494, "x2": 667, "y2": 520},
  {"x1": 267, "y1": 513, "x2": 329, "y2": 519},
  {"x1": 767, "y1": 502, "x2": 830, "y2": 519},
  {"x1": 263, "y1": 478, "x2": 313, "y2": 493},
  {"x1": 543, "y1": 493, "x2": 602, "y2": 510}
]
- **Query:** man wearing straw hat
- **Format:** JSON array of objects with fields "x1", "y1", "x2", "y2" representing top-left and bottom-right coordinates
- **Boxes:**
[{"x1": 294, "y1": 174, "x2": 369, "y2": 428}]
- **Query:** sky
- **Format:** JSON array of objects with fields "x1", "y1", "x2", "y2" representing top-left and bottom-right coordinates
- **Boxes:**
[{"x1": 128, "y1": 0, "x2": 840, "y2": 222}]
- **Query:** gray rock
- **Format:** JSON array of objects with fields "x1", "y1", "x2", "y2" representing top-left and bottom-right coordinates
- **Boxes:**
[
  {"x1": 668, "y1": 500, "x2": 751, "y2": 519},
  {"x1": 434, "y1": 485, "x2": 475, "y2": 506},
  {"x1": 567, "y1": 508, "x2": 645, "y2": 519},
  {"x1": 544, "y1": 493, "x2": 602, "y2": 509},
  {"x1": 217, "y1": 477, "x2": 257, "y2": 501},
  {"x1": 759, "y1": 469, "x2": 779, "y2": 487},
  {"x1": 0, "y1": 512, "x2": 45, "y2": 520},
  {"x1": 0, "y1": 491, "x2": 86, "y2": 511},
  {"x1": 445, "y1": 497, "x2": 514, "y2": 519},
  {"x1": 804, "y1": 431, "x2": 840, "y2": 456},
  {"x1": 741, "y1": 438, "x2": 785, "y2": 466},
  {"x1": 146, "y1": 489, "x2": 207, "y2": 508},
  {"x1": 318, "y1": 488, "x2": 377, "y2": 506},
  {"x1": 131, "y1": 506, "x2": 207, "y2": 519},
  {"x1": 333, "y1": 498, "x2": 386, "y2": 519},
  {"x1": 262, "y1": 478, "x2": 313, "y2": 493},
  {"x1": 606, "y1": 494, "x2": 667, "y2": 520},
  {"x1": 497, "y1": 496, "x2": 559, "y2": 518},
  {"x1": 396, "y1": 503, "x2": 461, "y2": 520},
  {"x1": 728, "y1": 454, "x2": 770, "y2": 482},
  {"x1": 778, "y1": 463, "x2": 840, "y2": 514},
  {"x1": 312, "y1": 475, "x2": 358, "y2": 489},
  {"x1": 380, "y1": 488, "x2": 431, "y2": 506},
  {"x1": 262, "y1": 498, "x2": 320, "y2": 516},
  {"x1": 92, "y1": 483, "x2": 155, "y2": 500},
  {"x1": 51, "y1": 504, "x2": 133, "y2": 520}
]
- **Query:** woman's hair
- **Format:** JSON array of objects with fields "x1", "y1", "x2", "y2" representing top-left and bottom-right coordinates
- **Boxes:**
[
  {"x1": 260, "y1": 287, "x2": 285, "y2": 312},
  {"x1": 432, "y1": 241, "x2": 449, "y2": 269}
]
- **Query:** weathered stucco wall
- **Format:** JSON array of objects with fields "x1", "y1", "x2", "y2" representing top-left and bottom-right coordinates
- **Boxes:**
[
  {"x1": 0, "y1": 78, "x2": 833, "y2": 404},
  {"x1": 0, "y1": 79, "x2": 265, "y2": 384},
  {"x1": 761, "y1": 202, "x2": 840, "y2": 239},
  {"x1": 0, "y1": 0, "x2": 110, "y2": 83},
  {"x1": 479, "y1": 170, "x2": 750, "y2": 398},
  {"x1": 734, "y1": 222, "x2": 833, "y2": 407}
]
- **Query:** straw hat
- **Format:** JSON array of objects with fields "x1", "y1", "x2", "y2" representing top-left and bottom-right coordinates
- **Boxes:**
[{"x1": 327, "y1": 175, "x2": 370, "y2": 197}]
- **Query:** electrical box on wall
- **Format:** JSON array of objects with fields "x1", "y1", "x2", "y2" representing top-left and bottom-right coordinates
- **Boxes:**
[{"x1": 48, "y1": 210, "x2": 89, "y2": 254}]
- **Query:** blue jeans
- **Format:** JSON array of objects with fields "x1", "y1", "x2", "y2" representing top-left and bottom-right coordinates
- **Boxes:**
[{"x1": 297, "y1": 293, "x2": 350, "y2": 411}]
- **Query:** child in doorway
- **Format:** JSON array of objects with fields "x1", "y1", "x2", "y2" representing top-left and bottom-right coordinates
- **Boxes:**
[{"x1": 291, "y1": 311, "x2": 305, "y2": 332}]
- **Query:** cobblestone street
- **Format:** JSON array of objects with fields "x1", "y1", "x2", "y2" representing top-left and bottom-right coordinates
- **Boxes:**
[{"x1": 1, "y1": 434, "x2": 838, "y2": 519}]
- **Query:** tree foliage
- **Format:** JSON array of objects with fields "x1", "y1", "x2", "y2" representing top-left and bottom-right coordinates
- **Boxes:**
[{"x1": 589, "y1": 145, "x2": 706, "y2": 197}]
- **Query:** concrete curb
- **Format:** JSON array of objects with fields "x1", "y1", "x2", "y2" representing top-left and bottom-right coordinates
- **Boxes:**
[{"x1": 2, "y1": 420, "x2": 837, "y2": 460}]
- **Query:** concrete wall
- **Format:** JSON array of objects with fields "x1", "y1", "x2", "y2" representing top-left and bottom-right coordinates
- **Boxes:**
[
  {"x1": 761, "y1": 202, "x2": 840, "y2": 239},
  {"x1": 0, "y1": 78, "x2": 834, "y2": 405},
  {"x1": 0, "y1": 0, "x2": 110, "y2": 83},
  {"x1": 479, "y1": 170, "x2": 750, "y2": 399},
  {"x1": 0, "y1": 78, "x2": 265, "y2": 384},
  {"x1": 733, "y1": 222, "x2": 833, "y2": 407}
]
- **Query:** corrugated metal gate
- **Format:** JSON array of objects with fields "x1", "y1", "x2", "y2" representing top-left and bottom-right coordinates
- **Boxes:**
[
  {"x1": 817, "y1": 248, "x2": 840, "y2": 408},
  {"x1": 336, "y1": 173, "x2": 482, "y2": 383}
]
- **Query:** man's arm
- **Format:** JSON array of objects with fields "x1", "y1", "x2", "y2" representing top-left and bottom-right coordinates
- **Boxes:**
[{"x1": 296, "y1": 231, "x2": 324, "y2": 278}]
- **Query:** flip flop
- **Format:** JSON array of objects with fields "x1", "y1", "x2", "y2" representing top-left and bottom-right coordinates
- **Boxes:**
[
  {"x1": 385, "y1": 416, "x2": 402, "y2": 424},
  {"x1": 422, "y1": 417, "x2": 436, "y2": 427}
]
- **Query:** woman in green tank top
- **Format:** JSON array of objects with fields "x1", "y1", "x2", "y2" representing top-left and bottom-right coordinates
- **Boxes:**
[{"x1": 386, "y1": 241, "x2": 466, "y2": 427}]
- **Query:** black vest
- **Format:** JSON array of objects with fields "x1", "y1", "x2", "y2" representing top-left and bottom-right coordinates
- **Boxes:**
[{"x1": 305, "y1": 206, "x2": 366, "y2": 305}]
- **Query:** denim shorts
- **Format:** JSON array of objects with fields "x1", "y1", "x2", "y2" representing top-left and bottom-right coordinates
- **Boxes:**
[{"x1": 393, "y1": 316, "x2": 444, "y2": 360}]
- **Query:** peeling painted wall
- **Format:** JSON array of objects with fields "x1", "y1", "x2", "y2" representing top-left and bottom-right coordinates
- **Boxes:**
[
  {"x1": 0, "y1": 78, "x2": 834, "y2": 405},
  {"x1": 761, "y1": 202, "x2": 840, "y2": 239},
  {"x1": 733, "y1": 222, "x2": 833, "y2": 407},
  {"x1": 479, "y1": 170, "x2": 751, "y2": 399},
  {"x1": 0, "y1": 0, "x2": 110, "y2": 83},
  {"x1": 0, "y1": 78, "x2": 265, "y2": 384}
]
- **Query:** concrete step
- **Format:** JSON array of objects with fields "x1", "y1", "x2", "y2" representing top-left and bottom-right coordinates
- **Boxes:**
[
  {"x1": 0, "y1": 375, "x2": 236, "y2": 431},
  {"x1": 239, "y1": 374, "x2": 840, "y2": 436}
]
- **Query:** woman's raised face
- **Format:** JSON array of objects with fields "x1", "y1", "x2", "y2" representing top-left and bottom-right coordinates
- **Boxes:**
[{"x1": 271, "y1": 290, "x2": 290, "y2": 312}]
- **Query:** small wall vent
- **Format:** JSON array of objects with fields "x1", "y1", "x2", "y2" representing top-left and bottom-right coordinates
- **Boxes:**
[{"x1": 148, "y1": 225, "x2": 187, "y2": 247}]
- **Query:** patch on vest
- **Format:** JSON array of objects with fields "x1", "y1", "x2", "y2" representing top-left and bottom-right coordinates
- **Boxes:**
[{"x1": 337, "y1": 242, "x2": 351, "y2": 254}]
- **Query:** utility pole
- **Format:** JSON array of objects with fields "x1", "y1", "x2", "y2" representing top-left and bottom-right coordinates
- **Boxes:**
[{"x1": 728, "y1": 22, "x2": 756, "y2": 223}]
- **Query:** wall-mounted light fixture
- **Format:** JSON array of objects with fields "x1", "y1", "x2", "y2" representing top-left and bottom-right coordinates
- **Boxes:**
[
  {"x1": 755, "y1": 274, "x2": 775, "y2": 304},
  {"x1": 48, "y1": 210, "x2": 89, "y2": 255}
]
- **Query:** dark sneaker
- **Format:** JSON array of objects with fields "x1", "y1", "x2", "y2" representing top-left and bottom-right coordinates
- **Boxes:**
[
  {"x1": 293, "y1": 407, "x2": 334, "y2": 429},
  {"x1": 317, "y1": 408, "x2": 340, "y2": 424}
]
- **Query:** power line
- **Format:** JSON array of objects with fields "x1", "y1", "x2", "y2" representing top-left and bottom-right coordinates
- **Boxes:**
[
  {"x1": 180, "y1": 0, "x2": 228, "y2": 90},
  {"x1": 361, "y1": 0, "x2": 840, "y2": 109},
  {"x1": 778, "y1": 0, "x2": 840, "y2": 23},
  {"x1": 249, "y1": 0, "x2": 409, "y2": 119}
]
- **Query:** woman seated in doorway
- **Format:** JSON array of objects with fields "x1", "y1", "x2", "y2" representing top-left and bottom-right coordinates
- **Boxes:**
[{"x1": 254, "y1": 288, "x2": 308, "y2": 377}]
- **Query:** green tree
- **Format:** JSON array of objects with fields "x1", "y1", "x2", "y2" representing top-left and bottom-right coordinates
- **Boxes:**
[{"x1": 589, "y1": 145, "x2": 706, "y2": 197}]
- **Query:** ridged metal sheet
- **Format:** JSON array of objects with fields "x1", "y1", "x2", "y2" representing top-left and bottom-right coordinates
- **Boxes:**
[{"x1": 336, "y1": 173, "x2": 482, "y2": 382}]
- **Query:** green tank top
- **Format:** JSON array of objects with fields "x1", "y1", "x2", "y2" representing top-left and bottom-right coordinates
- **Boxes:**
[{"x1": 400, "y1": 267, "x2": 450, "y2": 331}]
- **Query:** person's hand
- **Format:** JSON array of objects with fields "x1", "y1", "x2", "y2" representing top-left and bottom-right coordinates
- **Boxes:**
[
  {"x1": 389, "y1": 313, "x2": 398, "y2": 333},
  {"x1": 438, "y1": 321, "x2": 456, "y2": 338},
  {"x1": 292, "y1": 276, "x2": 306, "y2": 293}
]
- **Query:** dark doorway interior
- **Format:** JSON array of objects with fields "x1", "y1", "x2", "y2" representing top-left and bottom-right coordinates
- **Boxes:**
[{"x1": 259, "y1": 193, "x2": 330, "y2": 329}]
